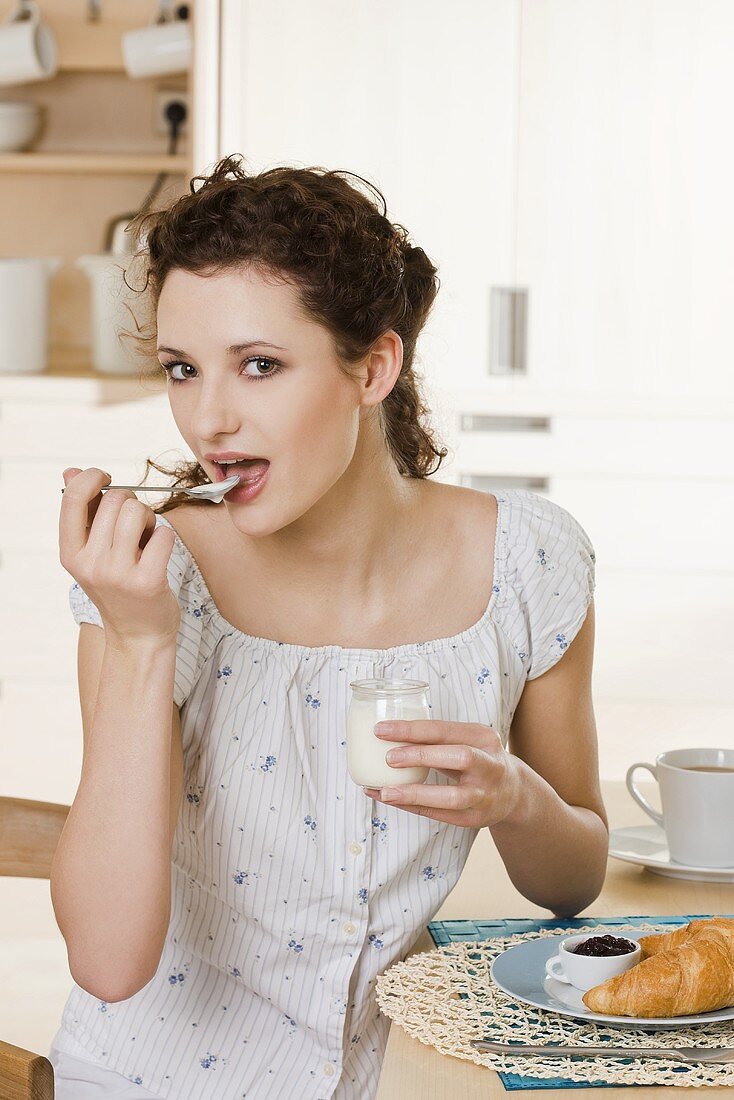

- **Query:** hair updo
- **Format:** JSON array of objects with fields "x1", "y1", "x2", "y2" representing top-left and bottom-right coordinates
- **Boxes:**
[{"x1": 123, "y1": 153, "x2": 448, "y2": 513}]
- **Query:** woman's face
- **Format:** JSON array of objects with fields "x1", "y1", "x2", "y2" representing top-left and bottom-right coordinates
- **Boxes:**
[{"x1": 156, "y1": 264, "x2": 369, "y2": 536}]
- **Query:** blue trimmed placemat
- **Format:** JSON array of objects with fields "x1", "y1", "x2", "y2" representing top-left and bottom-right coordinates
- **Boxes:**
[{"x1": 427, "y1": 914, "x2": 731, "y2": 1091}]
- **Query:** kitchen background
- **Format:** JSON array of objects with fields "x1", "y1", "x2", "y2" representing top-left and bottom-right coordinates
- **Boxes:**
[{"x1": 1, "y1": 0, "x2": 732, "y2": 1061}]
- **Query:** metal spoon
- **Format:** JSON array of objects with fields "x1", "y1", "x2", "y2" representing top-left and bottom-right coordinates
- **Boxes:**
[{"x1": 60, "y1": 473, "x2": 242, "y2": 505}]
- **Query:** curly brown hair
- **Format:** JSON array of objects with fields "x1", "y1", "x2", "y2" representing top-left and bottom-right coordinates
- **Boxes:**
[{"x1": 122, "y1": 153, "x2": 448, "y2": 515}]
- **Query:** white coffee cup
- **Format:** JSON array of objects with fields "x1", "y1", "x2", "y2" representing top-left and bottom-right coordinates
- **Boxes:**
[
  {"x1": 544, "y1": 933, "x2": 641, "y2": 993},
  {"x1": 0, "y1": 0, "x2": 58, "y2": 86},
  {"x1": 122, "y1": 18, "x2": 191, "y2": 80},
  {"x1": 0, "y1": 256, "x2": 61, "y2": 374},
  {"x1": 626, "y1": 747, "x2": 734, "y2": 868}
]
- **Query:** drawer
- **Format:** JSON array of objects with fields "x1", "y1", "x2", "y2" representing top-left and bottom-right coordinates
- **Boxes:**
[
  {"x1": 0, "y1": 390, "x2": 180, "y2": 459},
  {"x1": 445, "y1": 414, "x2": 734, "y2": 481}
]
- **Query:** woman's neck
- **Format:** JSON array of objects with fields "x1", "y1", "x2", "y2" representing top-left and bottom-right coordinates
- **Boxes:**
[{"x1": 246, "y1": 425, "x2": 427, "y2": 601}]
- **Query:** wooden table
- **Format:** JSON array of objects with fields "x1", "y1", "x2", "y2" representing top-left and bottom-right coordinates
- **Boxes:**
[{"x1": 375, "y1": 780, "x2": 734, "y2": 1098}]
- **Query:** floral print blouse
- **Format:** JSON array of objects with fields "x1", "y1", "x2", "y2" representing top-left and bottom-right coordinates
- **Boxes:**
[{"x1": 59, "y1": 488, "x2": 595, "y2": 1099}]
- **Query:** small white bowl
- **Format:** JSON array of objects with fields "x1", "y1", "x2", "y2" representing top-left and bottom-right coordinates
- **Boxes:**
[
  {"x1": 0, "y1": 101, "x2": 41, "y2": 152},
  {"x1": 544, "y1": 932, "x2": 641, "y2": 992}
]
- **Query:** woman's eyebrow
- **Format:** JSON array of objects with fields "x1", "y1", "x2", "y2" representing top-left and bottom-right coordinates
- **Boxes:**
[{"x1": 157, "y1": 340, "x2": 289, "y2": 356}]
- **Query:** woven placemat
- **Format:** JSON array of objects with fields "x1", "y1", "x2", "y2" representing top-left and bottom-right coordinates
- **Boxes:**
[{"x1": 375, "y1": 917, "x2": 734, "y2": 1089}]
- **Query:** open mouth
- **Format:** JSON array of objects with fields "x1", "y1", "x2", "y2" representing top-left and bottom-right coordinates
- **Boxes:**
[{"x1": 214, "y1": 459, "x2": 270, "y2": 483}]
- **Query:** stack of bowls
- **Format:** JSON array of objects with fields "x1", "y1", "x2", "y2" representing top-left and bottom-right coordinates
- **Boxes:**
[{"x1": 0, "y1": 101, "x2": 41, "y2": 152}]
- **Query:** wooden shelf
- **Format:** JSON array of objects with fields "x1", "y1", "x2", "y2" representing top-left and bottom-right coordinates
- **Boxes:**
[
  {"x1": 0, "y1": 152, "x2": 190, "y2": 175},
  {"x1": 0, "y1": 353, "x2": 167, "y2": 403}
]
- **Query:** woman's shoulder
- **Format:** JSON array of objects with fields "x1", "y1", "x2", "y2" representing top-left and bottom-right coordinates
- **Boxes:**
[{"x1": 488, "y1": 487, "x2": 597, "y2": 680}]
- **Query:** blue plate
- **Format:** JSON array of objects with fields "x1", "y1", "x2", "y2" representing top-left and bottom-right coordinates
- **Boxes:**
[{"x1": 490, "y1": 930, "x2": 734, "y2": 1030}]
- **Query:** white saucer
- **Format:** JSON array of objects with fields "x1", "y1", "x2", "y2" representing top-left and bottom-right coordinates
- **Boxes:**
[
  {"x1": 490, "y1": 932, "x2": 734, "y2": 1030},
  {"x1": 608, "y1": 825, "x2": 734, "y2": 883}
]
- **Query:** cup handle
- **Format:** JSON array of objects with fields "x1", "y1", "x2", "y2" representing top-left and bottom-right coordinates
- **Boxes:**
[
  {"x1": 5, "y1": 0, "x2": 40, "y2": 25},
  {"x1": 625, "y1": 762, "x2": 664, "y2": 825},
  {"x1": 544, "y1": 956, "x2": 571, "y2": 984}
]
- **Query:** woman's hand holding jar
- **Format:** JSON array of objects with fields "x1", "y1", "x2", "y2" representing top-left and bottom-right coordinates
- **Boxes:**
[{"x1": 362, "y1": 719, "x2": 523, "y2": 830}]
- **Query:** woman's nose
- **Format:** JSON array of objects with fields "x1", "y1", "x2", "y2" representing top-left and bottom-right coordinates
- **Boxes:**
[{"x1": 191, "y1": 386, "x2": 242, "y2": 438}]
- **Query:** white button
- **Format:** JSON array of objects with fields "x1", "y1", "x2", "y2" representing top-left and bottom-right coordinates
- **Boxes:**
[
  {"x1": 343, "y1": 922, "x2": 357, "y2": 935},
  {"x1": 348, "y1": 842, "x2": 362, "y2": 855},
  {"x1": 323, "y1": 1063, "x2": 335, "y2": 1076}
]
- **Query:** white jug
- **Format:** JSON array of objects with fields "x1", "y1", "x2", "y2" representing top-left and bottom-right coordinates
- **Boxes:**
[
  {"x1": 0, "y1": 256, "x2": 61, "y2": 374},
  {"x1": 75, "y1": 254, "x2": 147, "y2": 375}
]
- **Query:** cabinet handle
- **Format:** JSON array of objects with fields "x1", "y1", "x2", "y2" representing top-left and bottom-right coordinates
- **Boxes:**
[
  {"x1": 459, "y1": 414, "x2": 550, "y2": 432},
  {"x1": 489, "y1": 287, "x2": 528, "y2": 375},
  {"x1": 459, "y1": 475, "x2": 549, "y2": 492}
]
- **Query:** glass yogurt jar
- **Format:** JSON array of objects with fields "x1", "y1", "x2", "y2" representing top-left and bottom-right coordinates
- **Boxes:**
[{"x1": 347, "y1": 678, "x2": 431, "y2": 788}]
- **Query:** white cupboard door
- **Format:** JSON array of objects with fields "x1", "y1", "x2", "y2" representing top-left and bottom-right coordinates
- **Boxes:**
[
  {"x1": 516, "y1": 0, "x2": 734, "y2": 400},
  {"x1": 216, "y1": 0, "x2": 520, "y2": 393}
]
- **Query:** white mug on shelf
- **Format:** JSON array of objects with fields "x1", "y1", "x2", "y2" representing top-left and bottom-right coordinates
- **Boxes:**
[
  {"x1": 0, "y1": 257, "x2": 61, "y2": 374},
  {"x1": 0, "y1": 0, "x2": 58, "y2": 86},
  {"x1": 122, "y1": 2, "x2": 191, "y2": 80},
  {"x1": 626, "y1": 747, "x2": 734, "y2": 868},
  {"x1": 75, "y1": 254, "x2": 149, "y2": 375}
]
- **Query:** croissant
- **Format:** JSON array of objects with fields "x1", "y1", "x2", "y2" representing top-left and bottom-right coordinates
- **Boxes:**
[
  {"x1": 638, "y1": 917, "x2": 734, "y2": 959},
  {"x1": 582, "y1": 925, "x2": 734, "y2": 1017}
]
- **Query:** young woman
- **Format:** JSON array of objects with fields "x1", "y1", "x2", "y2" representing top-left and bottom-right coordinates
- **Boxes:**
[{"x1": 50, "y1": 155, "x2": 607, "y2": 1100}]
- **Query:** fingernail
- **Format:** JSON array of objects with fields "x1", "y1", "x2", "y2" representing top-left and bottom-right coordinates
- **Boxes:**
[
  {"x1": 380, "y1": 788, "x2": 401, "y2": 802},
  {"x1": 375, "y1": 722, "x2": 401, "y2": 737}
]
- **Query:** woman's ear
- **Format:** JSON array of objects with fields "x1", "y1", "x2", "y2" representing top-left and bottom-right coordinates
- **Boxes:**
[{"x1": 359, "y1": 331, "x2": 404, "y2": 408}]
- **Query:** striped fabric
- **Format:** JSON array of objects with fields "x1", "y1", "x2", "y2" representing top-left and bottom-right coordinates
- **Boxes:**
[{"x1": 55, "y1": 488, "x2": 595, "y2": 1099}]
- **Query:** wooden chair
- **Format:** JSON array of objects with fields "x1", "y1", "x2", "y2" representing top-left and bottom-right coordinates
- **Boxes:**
[{"x1": 0, "y1": 796, "x2": 70, "y2": 1100}]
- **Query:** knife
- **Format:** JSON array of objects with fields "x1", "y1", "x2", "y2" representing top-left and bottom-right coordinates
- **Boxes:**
[{"x1": 470, "y1": 1041, "x2": 734, "y2": 1064}]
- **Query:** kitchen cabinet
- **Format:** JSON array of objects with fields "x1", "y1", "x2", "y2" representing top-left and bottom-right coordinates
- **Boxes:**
[{"x1": 0, "y1": 0, "x2": 196, "y2": 375}]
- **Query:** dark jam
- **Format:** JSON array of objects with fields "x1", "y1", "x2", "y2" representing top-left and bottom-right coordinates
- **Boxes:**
[{"x1": 571, "y1": 934, "x2": 636, "y2": 957}]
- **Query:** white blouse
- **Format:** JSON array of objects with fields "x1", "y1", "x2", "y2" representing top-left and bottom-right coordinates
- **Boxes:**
[{"x1": 54, "y1": 488, "x2": 595, "y2": 1100}]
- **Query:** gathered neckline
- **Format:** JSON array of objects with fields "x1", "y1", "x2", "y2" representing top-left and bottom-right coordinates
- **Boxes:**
[{"x1": 155, "y1": 491, "x2": 509, "y2": 659}]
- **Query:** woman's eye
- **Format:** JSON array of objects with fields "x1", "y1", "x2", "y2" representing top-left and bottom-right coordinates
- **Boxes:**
[
  {"x1": 162, "y1": 362, "x2": 194, "y2": 384},
  {"x1": 243, "y1": 356, "x2": 280, "y2": 380}
]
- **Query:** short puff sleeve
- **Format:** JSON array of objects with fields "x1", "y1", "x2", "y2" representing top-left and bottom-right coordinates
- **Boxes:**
[
  {"x1": 508, "y1": 492, "x2": 596, "y2": 681},
  {"x1": 67, "y1": 514, "x2": 209, "y2": 709}
]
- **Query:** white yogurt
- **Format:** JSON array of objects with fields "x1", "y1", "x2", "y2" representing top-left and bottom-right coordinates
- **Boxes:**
[{"x1": 347, "y1": 678, "x2": 431, "y2": 788}]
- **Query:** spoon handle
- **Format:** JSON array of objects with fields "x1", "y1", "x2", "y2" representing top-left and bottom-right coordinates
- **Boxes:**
[{"x1": 61, "y1": 485, "x2": 180, "y2": 494}]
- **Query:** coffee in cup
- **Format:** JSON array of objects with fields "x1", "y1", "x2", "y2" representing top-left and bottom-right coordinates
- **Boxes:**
[{"x1": 626, "y1": 747, "x2": 734, "y2": 867}]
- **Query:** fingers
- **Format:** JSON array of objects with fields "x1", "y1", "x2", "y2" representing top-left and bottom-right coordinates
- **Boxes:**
[
  {"x1": 139, "y1": 521, "x2": 178, "y2": 574},
  {"x1": 111, "y1": 498, "x2": 177, "y2": 575},
  {"x1": 86, "y1": 487, "x2": 140, "y2": 554},
  {"x1": 108, "y1": 497, "x2": 158, "y2": 568},
  {"x1": 59, "y1": 467, "x2": 111, "y2": 558},
  {"x1": 385, "y1": 743, "x2": 483, "y2": 772},
  {"x1": 374, "y1": 719, "x2": 502, "y2": 751},
  {"x1": 363, "y1": 781, "x2": 482, "y2": 812}
]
